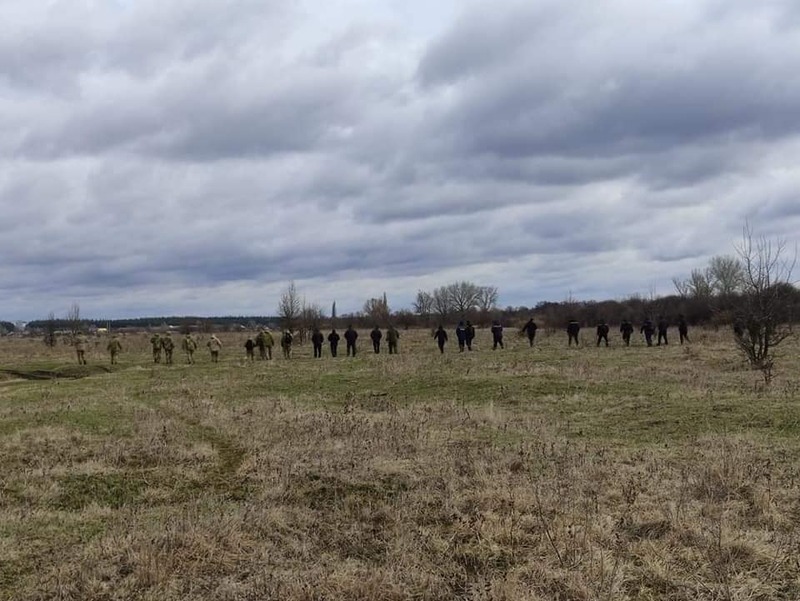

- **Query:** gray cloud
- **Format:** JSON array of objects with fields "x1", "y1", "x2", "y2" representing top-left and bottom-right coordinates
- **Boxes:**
[{"x1": 1, "y1": 0, "x2": 799, "y2": 320}]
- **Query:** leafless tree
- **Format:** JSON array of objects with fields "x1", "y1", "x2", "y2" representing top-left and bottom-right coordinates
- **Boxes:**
[
  {"x1": 413, "y1": 290, "x2": 434, "y2": 326},
  {"x1": 447, "y1": 281, "x2": 481, "y2": 317},
  {"x1": 277, "y1": 281, "x2": 301, "y2": 333},
  {"x1": 708, "y1": 255, "x2": 744, "y2": 296},
  {"x1": 733, "y1": 225, "x2": 796, "y2": 385},
  {"x1": 298, "y1": 300, "x2": 325, "y2": 343},
  {"x1": 432, "y1": 286, "x2": 451, "y2": 322},
  {"x1": 363, "y1": 294, "x2": 390, "y2": 324},
  {"x1": 66, "y1": 302, "x2": 83, "y2": 339},
  {"x1": 43, "y1": 311, "x2": 57, "y2": 347}
]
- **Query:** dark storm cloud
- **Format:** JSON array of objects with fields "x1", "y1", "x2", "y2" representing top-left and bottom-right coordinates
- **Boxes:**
[{"x1": 1, "y1": 0, "x2": 799, "y2": 319}]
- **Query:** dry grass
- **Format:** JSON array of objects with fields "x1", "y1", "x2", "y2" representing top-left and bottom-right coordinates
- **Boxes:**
[{"x1": 1, "y1": 327, "x2": 800, "y2": 600}]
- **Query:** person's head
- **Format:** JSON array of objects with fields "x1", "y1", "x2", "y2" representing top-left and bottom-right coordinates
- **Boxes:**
[{"x1": 458, "y1": 320, "x2": 464, "y2": 326}]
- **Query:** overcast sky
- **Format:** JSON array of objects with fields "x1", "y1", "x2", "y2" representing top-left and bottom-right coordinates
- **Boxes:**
[{"x1": 2, "y1": 0, "x2": 799, "y2": 320}]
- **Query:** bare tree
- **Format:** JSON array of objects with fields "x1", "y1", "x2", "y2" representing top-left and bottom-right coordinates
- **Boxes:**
[
  {"x1": 331, "y1": 301, "x2": 337, "y2": 329},
  {"x1": 476, "y1": 285, "x2": 499, "y2": 325},
  {"x1": 66, "y1": 302, "x2": 83, "y2": 339},
  {"x1": 299, "y1": 300, "x2": 324, "y2": 343},
  {"x1": 43, "y1": 311, "x2": 57, "y2": 347},
  {"x1": 708, "y1": 255, "x2": 744, "y2": 296},
  {"x1": 447, "y1": 281, "x2": 481, "y2": 317},
  {"x1": 432, "y1": 286, "x2": 451, "y2": 322},
  {"x1": 363, "y1": 294, "x2": 390, "y2": 324},
  {"x1": 413, "y1": 290, "x2": 434, "y2": 326},
  {"x1": 733, "y1": 225, "x2": 796, "y2": 385},
  {"x1": 277, "y1": 281, "x2": 301, "y2": 333}
]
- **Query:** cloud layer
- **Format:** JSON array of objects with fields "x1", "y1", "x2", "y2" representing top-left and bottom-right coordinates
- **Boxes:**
[{"x1": 2, "y1": 0, "x2": 799, "y2": 320}]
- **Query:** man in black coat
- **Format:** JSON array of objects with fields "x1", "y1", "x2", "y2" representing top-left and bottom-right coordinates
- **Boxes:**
[
  {"x1": 344, "y1": 325, "x2": 358, "y2": 357},
  {"x1": 521, "y1": 318, "x2": 538, "y2": 347},
  {"x1": 567, "y1": 320, "x2": 580, "y2": 346},
  {"x1": 328, "y1": 329, "x2": 340, "y2": 357}
]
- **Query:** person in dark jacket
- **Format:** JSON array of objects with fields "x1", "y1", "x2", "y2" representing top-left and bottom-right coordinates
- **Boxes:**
[
  {"x1": 678, "y1": 314, "x2": 689, "y2": 344},
  {"x1": 433, "y1": 325, "x2": 448, "y2": 354},
  {"x1": 596, "y1": 321, "x2": 610, "y2": 347},
  {"x1": 640, "y1": 318, "x2": 655, "y2": 347},
  {"x1": 521, "y1": 318, "x2": 538, "y2": 347},
  {"x1": 657, "y1": 316, "x2": 669, "y2": 346},
  {"x1": 465, "y1": 321, "x2": 476, "y2": 351},
  {"x1": 370, "y1": 326, "x2": 382, "y2": 354},
  {"x1": 567, "y1": 320, "x2": 580, "y2": 346},
  {"x1": 620, "y1": 320, "x2": 634, "y2": 346},
  {"x1": 491, "y1": 320, "x2": 504, "y2": 350},
  {"x1": 328, "y1": 329, "x2": 340, "y2": 357},
  {"x1": 244, "y1": 337, "x2": 255, "y2": 361},
  {"x1": 455, "y1": 321, "x2": 467, "y2": 352},
  {"x1": 311, "y1": 327, "x2": 324, "y2": 358},
  {"x1": 386, "y1": 326, "x2": 400, "y2": 354},
  {"x1": 344, "y1": 325, "x2": 358, "y2": 357}
]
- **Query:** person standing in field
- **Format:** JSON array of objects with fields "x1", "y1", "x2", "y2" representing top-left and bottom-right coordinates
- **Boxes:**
[
  {"x1": 181, "y1": 333, "x2": 197, "y2": 364},
  {"x1": 344, "y1": 325, "x2": 358, "y2": 357},
  {"x1": 386, "y1": 326, "x2": 400, "y2": 354},
  {"x1": 255, "y1": 329, "x2": 268, "y2": 360},
  {"x1": 567, "y1": 320, "x2": 580, "y2": 346},
  {"x1": 657, "y1": 316, "x2": 669, "y2": 346},
  {"x1": 433, "y1": 324, "x2": 448, "y2": 354},
  {"x1": 678, "y1": 314, "x2": 690, "y2": 344},
  {"x1": 106, "y1": 335, "x2": 122, "y2": 364},
  {"x1": 640, "y1": 318, "x2": 655, "y2": 347},
  {"x1": 280, "y1": 330, "x2": 293, "y2": 359},
  {"x1": 521, "y1": 318, "x2": 538, "y2": 347},
  {"x1": 620, "y1": 320, "x2": 634, "y2": 346},
  {"x1": 262, "y1": 328, "x2": 274, "y2": 360},
  {"x1": 311, "y1": 327, "x2": 324, "y2": 358},
  {"x1": 491, "y1": 320, "x2": 504, "y2": 350},
  {"x1": 74, "y1": 333, "x2": 88, "y2": 365},
  {"x1": 328, "y1": 329, "x2": 340, "y2": 357},
  {"x1": 370, "y1": 326, "x2": 383, "y2": 354},
  {"x1": 465, "y1": 321, "x2": 476, "y2": 351},
  {"x1": 596, "y1": 321, "x2": 610, "y2": 347},
  {"x1": 244, "y1": 336, "x2": 256, "y2": 361},
  {"x1": 150, "y1": 333, "x2": 162, "y2": 364},
  {"x1": 455, "y1": 321, "x2": 467, "y2": 352},
  {"x1": 161, "y1": 333, "x2": 175, "y2": 364},
  {"x1": 207, "y1": 334, "x2": 222, "y2": 362}
]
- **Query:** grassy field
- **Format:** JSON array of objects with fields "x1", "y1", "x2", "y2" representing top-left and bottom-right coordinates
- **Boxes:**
[{"x1": 1, "y1": 327, "x2": 799, "y2": 600}]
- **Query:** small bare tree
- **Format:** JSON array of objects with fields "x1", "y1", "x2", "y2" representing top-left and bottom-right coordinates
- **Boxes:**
[
  {"x1": 277, "y1": 281, "x2": 301, "y2": 333},
  {"x1": 432, "y1": 286, "x2": 451, "y2": 323},
  {"x1": 733, "y1": 225, "x2": 796, "y2": 385},
  {"x1": 476, "y1": 285, "x2": 499, "y2": 325},
  {"x1": 66, "y1": 302, "x2": 83, "y2": 340},
  {"x1": 299, "y1": 300, "x2": 324, "y2": 343},
  {"x1": 43, "y1": 311, "x2": 57, "y2": 347}
]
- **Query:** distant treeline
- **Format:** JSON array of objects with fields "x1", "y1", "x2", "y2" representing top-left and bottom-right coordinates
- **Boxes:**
[
  {"x1": 23, "y1": 316, "x2": 277, "y2": 332},
  {"x1": 0, "y1": 321, "x2": 15, "y2": 333}
]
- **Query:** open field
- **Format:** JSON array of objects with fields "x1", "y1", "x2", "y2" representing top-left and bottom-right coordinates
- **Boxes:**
[{"x1": 1, "y1": 327, "x2": 800, "y2": 600}]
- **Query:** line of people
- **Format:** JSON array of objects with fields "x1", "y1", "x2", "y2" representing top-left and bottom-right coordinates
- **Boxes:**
[{"x1": 72, "y1": 314, "x2": 693, "y2": 366}]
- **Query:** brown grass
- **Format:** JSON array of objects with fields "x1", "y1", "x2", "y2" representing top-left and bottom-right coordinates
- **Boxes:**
[{"x1": 1, "y1": 327, "x2": 799, "y2": 599}]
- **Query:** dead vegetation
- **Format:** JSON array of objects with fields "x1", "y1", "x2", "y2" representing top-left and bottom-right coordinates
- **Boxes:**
[{"x1": 1, "y1": 328, "x2": 799, "y2": 600}]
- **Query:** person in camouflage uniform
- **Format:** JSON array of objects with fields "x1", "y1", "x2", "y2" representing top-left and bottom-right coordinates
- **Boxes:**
[
  {"x1": 161, "y1": 333, "x2": 175, "y2": 364},
  {"x1": 640, "y1": 318, "x2": 655, "y2": 347},
  {"x1": 386, "y1": 326, "x2": 400, "y2": 354},
  {"x1": 280, "y1": 330, "x2": 293, "y2": 359},
  {"x1": 149, "y1": 333, "x2": 162, "y2": 363},
  {"x1": 107, "y1": 334, "x2": 122, "y2": 364},
  {"x1": 262, "y1": 328, "x2": 275, "y2": 360},
  {"x1": 182, "y1": 333, "x2": 197, "y2": 364},
  {"x1": 207, "y1": 335, "x2": 222, "y2": 362},
  {"x1": 255, "y1": 329, "x2": 268, "y2": 360},
  {"x1": 74, "y1": 333, "x2": 88, "y2": 365}
]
